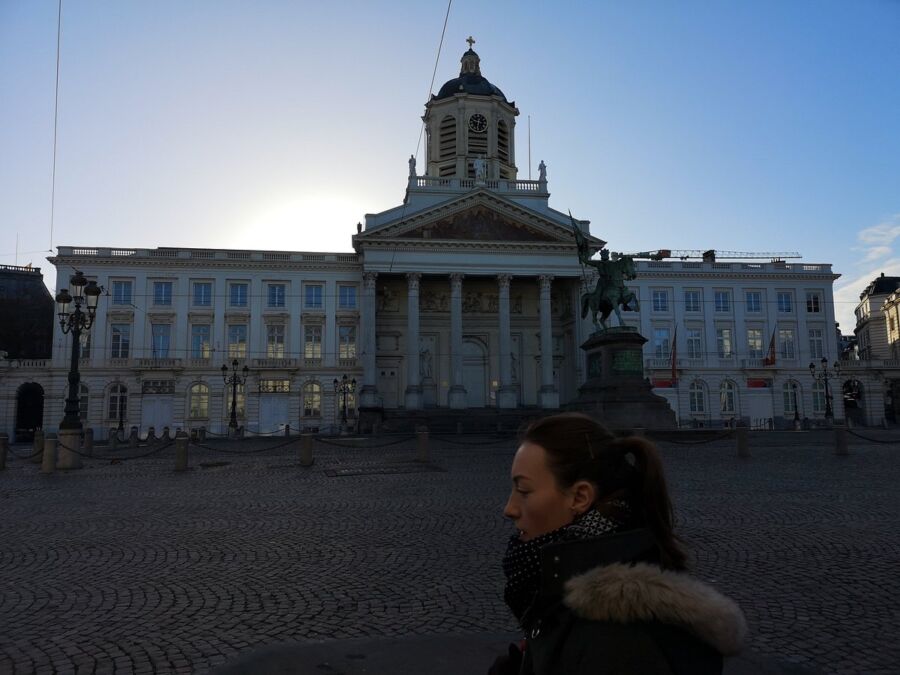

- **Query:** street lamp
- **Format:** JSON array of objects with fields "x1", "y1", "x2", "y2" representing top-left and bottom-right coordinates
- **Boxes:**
[
  {"x1": 333, "y1": 374, "x2": 356, "y2": 433},
  {"x1": 56, "y1": 271, "x2": 101, "y2": 432},
  {"x1": 792, "y1": 383, "x2": 800, "y2": 430},
  {"x1": 221, "y1": 359, "x2": 249, "y2": 432},
  {"x1": 809, "y1": 357, "x2": 840, "y2": 424}
]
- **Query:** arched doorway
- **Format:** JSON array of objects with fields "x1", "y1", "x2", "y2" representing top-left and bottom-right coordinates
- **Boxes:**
[
  {"x1": 843, "y1": 379, "x2": 864, "y2": 426},
  {"x1": 15, "y1": 382, "x2": 44, "y2": 442},
  {"x1": 462, "y1": 338, "x2": 487, "y2": 408}
]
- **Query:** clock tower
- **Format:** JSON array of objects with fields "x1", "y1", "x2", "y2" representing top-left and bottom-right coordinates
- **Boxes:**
[{"x1": 423, "y1": 38, "x2": 519, "y2": 181}]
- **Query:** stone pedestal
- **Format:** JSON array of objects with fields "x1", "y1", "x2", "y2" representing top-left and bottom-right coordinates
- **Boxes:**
[
  {"x1": 422, "y1": 378, "x2": 437, "y2": 407},
  {"x1": 566, "y1": 327, "x2": 675, "y2": 430},
  {"x1": 448, "y1": 385, "x2": 467, "y2": 409},
  {"x1": 497, "y1": 385, "x2": 518, "y2": 409},
  {"x1": 57, "y1": 428, "x2": 83, "y2": 470}
]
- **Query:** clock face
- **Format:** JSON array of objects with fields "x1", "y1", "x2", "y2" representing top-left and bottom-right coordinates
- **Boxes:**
[{"x1": 468, "y1": 113, "x2": 488, "y2": 133}]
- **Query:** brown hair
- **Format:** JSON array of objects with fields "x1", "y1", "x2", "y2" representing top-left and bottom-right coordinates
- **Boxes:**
[{"x1": 520, "y1": 412, "x2": 687, "y2": 571}]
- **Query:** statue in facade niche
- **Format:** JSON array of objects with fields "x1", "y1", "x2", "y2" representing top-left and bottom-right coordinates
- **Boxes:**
[
  {"x1": 538, "y1": 160, "x2": 547, "y2": 182},
  {"x1": 473, "y1": 155, "x2": 487, "y2": 182},
  {"x1": 419, "y1": 348, "x2": 433, "y2": 379}
]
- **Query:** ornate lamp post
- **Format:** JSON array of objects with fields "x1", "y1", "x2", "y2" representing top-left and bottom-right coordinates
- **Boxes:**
[
  {"x1": 221, "y1": 359, "x2": 249, "y2": 433},
  {"x1": 809, "y1": 357, "x2": 840, "y2": 424},
  {"x1": 55, "y1": 271, "x2": 102, "y2": 468},
  {"x1": 333, "y1": 374, "x2": 356, "y2": 433},
  {"x1": 56, "y1": 272, "x2": 101, "y2": 430},
  {"x1": 791, "y1": 383, "x2": 801, "y2": 430}
]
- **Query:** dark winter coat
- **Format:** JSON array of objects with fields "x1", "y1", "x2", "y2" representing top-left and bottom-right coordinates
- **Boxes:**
[{"x1": 512, "y1": 529, "x2": 747, "y2": 675}]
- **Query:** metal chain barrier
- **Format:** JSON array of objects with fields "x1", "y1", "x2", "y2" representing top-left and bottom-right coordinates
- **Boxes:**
[
  {"x1": 58, "y1": 439, "x2": 175, "y2": 461},
  {"x1": 659, "y1": 429, "x2": 737, "y2": 445},
  {"x1": 846, "y1": 429, "x2": 899, "y2": 445},
  {"x1": 188, "y1": 437, "x2": 298, "y2": 454},
  {"x1": 7, "y1": 446, "x2": 44, "y2": 460},
  {"x1": 242, "y1": 428, "x2": 286, "y2": 437},
  {"x1": 431, "y1": 435, "x2": 511, "y2": 447},
  {"x1": 314, "y1": 435, "x2": 415, "y2": 449}
]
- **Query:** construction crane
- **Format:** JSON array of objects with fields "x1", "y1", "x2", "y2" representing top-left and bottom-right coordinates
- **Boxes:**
[{"x1": 619, "y1": 249, "x2": 802, "y2": 263}]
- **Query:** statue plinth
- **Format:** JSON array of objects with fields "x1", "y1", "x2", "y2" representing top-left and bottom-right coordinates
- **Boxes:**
[{"x1": 566, "y1": 327, "x2": 676, "y2": 430}]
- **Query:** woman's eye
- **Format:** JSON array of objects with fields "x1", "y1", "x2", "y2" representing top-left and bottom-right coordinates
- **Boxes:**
[{"x1": 516, "y1": 490, "x2": 530, "y2": 496}]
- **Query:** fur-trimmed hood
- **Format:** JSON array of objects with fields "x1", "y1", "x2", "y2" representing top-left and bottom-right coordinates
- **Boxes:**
[{"x1": 563, "y1": 562, "x2": 748, "y2": 656}]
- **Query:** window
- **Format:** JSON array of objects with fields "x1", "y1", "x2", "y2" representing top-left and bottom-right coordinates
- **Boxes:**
[
  {"x1": 79, "y1": 331, "x2": 91, "y2": 359},
  {"x1": 108, "y1": 384, "x2": 128, "y2": 420},
  {"x1": 777, "y1": 291, "x2": 793, "y2": 313},
  {"x1": 783, "y1": 382, "x2": 799, "y2": 414},
  {"x1": 304, "y1": 284, "x2": 323, "y2": 309},
  {"x1": 806, "y1": 292, "x2": 821, "y2": 313},
  {"x1": 191, "y1": 325, "x2": 211, "y2": 359},
  {"x1": 259, "y1": 379, "x2": 290, "y2": 393},
  {"x1": 339, "y1": 285, "x2": 357, "y2": 309},
  {"x1": 229, "y1": 282, "x2": 248, "y2": 307},
  {"x1": 227, "y1": 324, "x2": 247, "y2": 359},
  {"x1": 339, "y1": 326, "x2": 357, "y2": 359},
  {"x1": 193, "y1": 281, "x2": 212, "y2": 307},
  {"x1": 686, "y1": 330, "x2": 703, "y2": 359},
  {"x1": 153, "y1": 281, "x2": 173, "y2": 306},
  {"x1": 747, "y1": 329, "x2": 763, "y2": 359},
  {"x1": 189, "y1": 383, "x2": 209, "y2": 419},
  {"x1": 779, "y1": 329, "x2": 795, "y2": 359},
  {"x1": 266, "y1": 324, "x2": 285, "y2": 358},
  {"x1": 112, "y1": 280, "x2": 133, "y2": 305},
  {"x1": 652, "y1": 290, "x2": 669, "y2": 312},
  {"x1": 110, "y1": 324, "x2": 131, "y2": 358},
  {"x1": 151, "y1": 324, "x2": 171, "y2": 358},
  {"x1": 267, "y1": 283, "x2": 286, "y2": 308},
  {"x1": 79, "y1": 384, "x2": 89, "y2": 421},
  {"x1": 720, "y1": 381, "x2": 736, "y2": 414},
  {"x1": 652, "y1": 328, "x2": 671, "y2": 359},
  {"x1": 304, "y1": 325, "x2": 322, "y2": 359},
  {"x1": 225, "y1": 383, "x2": 246, "y2": 419},
  {"x1": 812, "y1": 381, "x2": 826, "y2": 413},
  {"x1": 684, "y1": 290, "x2": 701, "y2": 313},
  {"x1": 716, "y1": 328, "x2": 733, "y2": 358},
  {"x1": 689, "y1": 381, "x2": 706, "y2": 414},
  {"x1": 714, "y1": 290, "x2": 731, "y2": 312},
  {"x1": 303, "y1": 381, "x2": 321, "y2": 417},
  {"x1": 809, "y1": 328, "x2": 824, "y2": 359},
  {"x1": 745, "y1": 291, "x2": 761, "y2": 313}
]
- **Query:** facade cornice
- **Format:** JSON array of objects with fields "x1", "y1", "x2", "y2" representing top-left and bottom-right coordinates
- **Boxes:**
[
  {"x1": 50, "y1": 256, "x2": 361, "y2": 274},
  {"x1": 637, "y1": 271, "x2": 841, "y2": 282},
  {"x1": 357, "y1": 238, "x2": 577, "y2": 252}
]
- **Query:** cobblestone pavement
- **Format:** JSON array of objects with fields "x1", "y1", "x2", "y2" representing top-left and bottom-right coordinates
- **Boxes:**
[{"x1": 1, "y1": 430, "x2": 897, "y2": 674}]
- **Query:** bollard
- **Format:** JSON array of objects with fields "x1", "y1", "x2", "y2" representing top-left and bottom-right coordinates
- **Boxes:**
[
  {"x1": 883, "y1": 417, "x2": 889, "y2": 430},
  {"x1": 57, "y1": 428, "x2": 83, "y2": 470},
  {"x1": 174, "y1": 432, "x2": 189, "y2": 471},
  {"x1": 300, "y1": 433, "x2": 314, "y2": 467},
  {"x1": 161, "y1": 426, "x2": 171, "y2": 442},
  {"x1": 108, "y1": 428, "x2": 119, "y2": 450},
  {"x1": 83, "y1": 428, "x2": 94, "y2": 456},
  {"x1": 190, "y1": 428, "x2": 198, "y2": 442},
  {"x1": 129, "y1": 426, "x2": 139, "y2": 448},
  {"x1": 199, "y1": 426, "x2": 206, "y2": 442},
  {"x1": 146, "y1": 426, "x2": 156, "y2": 443},
  {"x1": 284, "y1": 424, "x2": 290, "y2": 437},
  {"x1": 835, "y1": 426, "x2": 849, "y2": 456},
  {"x1": 30, "y1": 429, "x2": 45, "y2": 464},
  {"x1": 41, "y1": 433, "x2": 57, "y2": 474},
  {"x1": 736, "y1": 426, "x2": 750, "y2": 458},
  {"x1": 456, "y1": 420, "x2": 463, "y2": 435},
  {"x1": 417, "y1": 428, "x2": 429, "y2": 463},
  {"x1": 0, "y1": 432, "x2": 8, "y2": 470}
]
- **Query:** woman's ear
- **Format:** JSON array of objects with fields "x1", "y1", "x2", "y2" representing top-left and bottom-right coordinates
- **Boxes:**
[{"x1": 570, "y1": 480, "x2": 596, "y2": 515}]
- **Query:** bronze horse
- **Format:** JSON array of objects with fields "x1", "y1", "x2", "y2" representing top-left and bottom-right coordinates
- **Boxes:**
[{"x1": 580, "y1": 256, "x2": 640, "y2": 330}]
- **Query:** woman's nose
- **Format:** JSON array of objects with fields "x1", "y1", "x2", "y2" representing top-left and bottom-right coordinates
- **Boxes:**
[{"x1": 503, "y1": 494, "x2": 517, "y2": 520}]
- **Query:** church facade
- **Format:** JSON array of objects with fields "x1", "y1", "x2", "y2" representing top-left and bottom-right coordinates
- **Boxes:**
[{"x1": 3, "y1": 46, "x2": 861, "y2": 439}]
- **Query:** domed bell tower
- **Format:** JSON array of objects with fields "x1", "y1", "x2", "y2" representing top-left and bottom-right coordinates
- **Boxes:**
[{"x1": 423, "y1": 38, "x2": 519, "y2": 181}]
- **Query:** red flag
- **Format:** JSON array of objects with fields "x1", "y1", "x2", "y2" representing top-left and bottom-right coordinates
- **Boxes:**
[
  {"x1": 763, "y1": 328, "x2": 776, "y2": 366},
  {"x1": 670, "y1": 327, "x2": 678, "y2": 385}
]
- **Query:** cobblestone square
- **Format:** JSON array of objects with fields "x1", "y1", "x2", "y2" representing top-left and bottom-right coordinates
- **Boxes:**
[{"x1": 1, "y1": 431, "x2": 898, "y2": 674}]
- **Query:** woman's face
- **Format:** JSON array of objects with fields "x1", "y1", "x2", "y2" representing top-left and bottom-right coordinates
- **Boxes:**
[{"x1": 504, "y1": 441, "x2": 581, "y2": 542}]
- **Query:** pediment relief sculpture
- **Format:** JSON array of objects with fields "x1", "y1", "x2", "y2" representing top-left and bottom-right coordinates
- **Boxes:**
[{"x1": 400, "y1": 206, "x2": 559, "y2": 242}]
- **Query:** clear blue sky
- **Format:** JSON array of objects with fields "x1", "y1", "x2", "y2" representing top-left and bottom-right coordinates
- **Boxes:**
[{"x1": 1, "y1": 0, "x2": 898, "y2": 333}]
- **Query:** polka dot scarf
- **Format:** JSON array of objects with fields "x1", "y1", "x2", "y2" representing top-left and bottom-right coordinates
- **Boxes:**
[{"x1": 502, "y1": 505, "x2": 629, "y2": 624}]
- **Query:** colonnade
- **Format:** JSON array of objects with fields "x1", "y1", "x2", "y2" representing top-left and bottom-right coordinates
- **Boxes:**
[{"x1": 358, "y1": 271, "x2": 559, "y2": 409}]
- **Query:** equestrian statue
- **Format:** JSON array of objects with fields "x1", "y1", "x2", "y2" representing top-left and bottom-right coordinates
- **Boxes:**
[{"x1": 570, "y1": 215, "x2": 655, "y2": 331}]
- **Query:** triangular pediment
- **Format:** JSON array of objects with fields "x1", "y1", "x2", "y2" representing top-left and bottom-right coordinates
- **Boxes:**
[{"x1": 355, "y1": 190, "x2": 599, "y2": 247}]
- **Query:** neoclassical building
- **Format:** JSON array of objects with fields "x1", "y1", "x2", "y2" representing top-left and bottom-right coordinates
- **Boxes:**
[{"x1": 2, "y1": 45, "x2": 864, "y2": 439}]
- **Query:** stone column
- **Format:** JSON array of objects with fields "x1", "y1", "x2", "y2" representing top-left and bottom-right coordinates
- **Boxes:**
[
  {"x1": 57, "y1": 428, "x2": 83, "y2": 470},
  {"x1": 359, "y1": 271, "x2": 379, "y2": 407},
  {"x1": 538, "y1": 275, "x2": 559, "y2": 408},
  {"x1": 404, "y1": 273, "x2": 423, "y2": 410},
  {"x1": 448, "y1": 273, "x2": 467, "y2": 409},
  {"x1": 497, "y1": 274, "x2": 517, "y2": 409}
]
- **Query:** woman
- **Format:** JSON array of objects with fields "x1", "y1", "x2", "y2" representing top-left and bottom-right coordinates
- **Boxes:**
[{"x1": 491, "y1": 413, "x2": 746, "y2": 675}]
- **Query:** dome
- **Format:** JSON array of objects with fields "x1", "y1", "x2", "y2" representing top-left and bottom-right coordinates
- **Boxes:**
[{"x1": 433, "y1": 48, "x2": 508, "y2": 102}]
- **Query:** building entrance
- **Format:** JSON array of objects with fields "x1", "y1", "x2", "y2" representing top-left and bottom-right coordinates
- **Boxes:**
[{"x1": 15, "y1": 382, "x2": 44, "y2": 442}]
